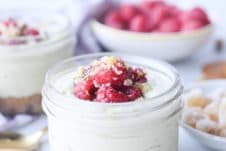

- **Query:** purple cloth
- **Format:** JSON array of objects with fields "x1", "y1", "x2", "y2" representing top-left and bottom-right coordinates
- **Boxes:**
[
  {"x1": 75, "y1": 0, "x2": 112, "y2": 54},
  {"x1": 0, "y1": 114, "x2": 35, "y2": 131}
]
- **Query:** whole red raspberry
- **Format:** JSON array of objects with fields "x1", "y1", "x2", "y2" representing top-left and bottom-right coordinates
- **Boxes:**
[
  {"x1": 96, "y1": 85, "x2": 142, "y2": 103},
  {"x1": 104, "y1": 10, "x2": 126, "y2": 29},
  {"x1": 166, "y1": 5, "x2": 182, "y2": 17},
  {"x1": 27, "y1": 29, "x2": 40, "y2": 36},
  {"x1": 158, "y1": 18, "x2": 181, "y2": 32},
  {"x1": 120, "y1": 4, "x2": 138, "y2": 22},
  {"x1": 96, "y1": 85, "x2": 129, "y2": 103},
  {"x1": 190, "y1": 7, "x2": 210, "y2": 25},
  {"x1": 132, "y1": 68, "x2": 147, "y2": 83},
  {"x1": 124, "y1": 86, "x2": 142, "y2": 101},
  {"x1": 150, "y1": 5, "x2": 170, "y2": 27},
  {"x1": 92, "y1": 60, "x2": 131, "y2": 87},
  {"x1": 182, "y1": 20, "x2": 203, "y2": 31},
  {"x1": 74, "y1": 79, "x2": 96, "y2": 100},
  {"x1": 129, "y1": 15, "x2": 148, "y2": 32},
  {"x1": 3, "y1": 18, "x2": 17, "y2": 27},
  {"x1": 140, "y1": 0, "x2": 165, "y2": 11}
]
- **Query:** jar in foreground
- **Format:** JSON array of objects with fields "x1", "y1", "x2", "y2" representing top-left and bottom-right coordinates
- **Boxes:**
[
  {"x1": 42, "y1": 53, "x2": 183, "y2": 151},
  {"x1": 0, "y1": 10, "x2": 75, "y2": 116}
]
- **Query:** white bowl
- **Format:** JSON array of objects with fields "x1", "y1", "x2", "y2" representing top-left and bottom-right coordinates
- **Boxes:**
[
  {"x1": 180, "y1": 80, "x2": 226, "y2": 151},
  {"x1": 90, "y1": 20, "x2": 213, "y2": 62}
]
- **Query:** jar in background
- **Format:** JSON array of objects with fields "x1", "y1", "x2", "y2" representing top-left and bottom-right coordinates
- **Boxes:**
[{"x1": 0, "y1": 11, "x2": 75, "y2": 116}]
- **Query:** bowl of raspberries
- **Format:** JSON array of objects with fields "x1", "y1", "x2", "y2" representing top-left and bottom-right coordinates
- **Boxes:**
[{"x1": 90, "y1": 0, "x2": 213, "y2": 61}]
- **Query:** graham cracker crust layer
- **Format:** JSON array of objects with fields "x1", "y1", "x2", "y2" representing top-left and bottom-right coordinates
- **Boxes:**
[{"x1": 0, "y1": 94, "x2": 42, "y2": 116}]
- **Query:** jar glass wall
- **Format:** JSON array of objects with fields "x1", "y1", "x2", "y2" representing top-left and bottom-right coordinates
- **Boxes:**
[
  {"x1": 0, "y1": 10, "x2": 75, "y2": 115},
  {"x1": 42, "y1": 53, "x2": 183, "y2": 151}
]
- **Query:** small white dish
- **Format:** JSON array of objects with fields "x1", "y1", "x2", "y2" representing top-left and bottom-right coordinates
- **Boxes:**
[
  {"x1": 90, "y1": 20, "x2": 213, "y2": 62},
  {"x1": 180, "y1": 80, "x2": 226, "y2": 151}
]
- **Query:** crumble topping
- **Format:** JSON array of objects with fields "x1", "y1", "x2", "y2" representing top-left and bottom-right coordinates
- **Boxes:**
[{"x1": 73, "y1": 56, "x2": 151, "y2": 103}]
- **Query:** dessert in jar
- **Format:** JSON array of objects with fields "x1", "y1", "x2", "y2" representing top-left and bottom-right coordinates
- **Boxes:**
[
  {"x1": 42, "y1": 53, "x2": 183, "y2": 151},
  {"x1": 0, "y1": 11, "x2": 75, "y2": 116}
]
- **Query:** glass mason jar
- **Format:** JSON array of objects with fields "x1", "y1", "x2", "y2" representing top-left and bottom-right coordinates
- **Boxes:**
[
  {"x1": 0, "y1": 10, "x2": 75, "y2": 115},
  {"x1": 42, "y1": 53, "x2": 183, "y2": 151}
]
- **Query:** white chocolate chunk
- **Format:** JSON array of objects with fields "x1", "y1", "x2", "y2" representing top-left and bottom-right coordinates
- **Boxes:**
[
  {"x1": 196, "y1": 117, "x2": 219, "y2": 135},
  {"x1": 219, "y1": 98, "x2": 226, "y2": 128}
]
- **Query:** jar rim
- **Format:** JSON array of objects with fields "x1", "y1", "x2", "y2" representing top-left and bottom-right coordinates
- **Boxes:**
[{"x1": 43, "y1": 53, "x2": 183, "y2": 112}]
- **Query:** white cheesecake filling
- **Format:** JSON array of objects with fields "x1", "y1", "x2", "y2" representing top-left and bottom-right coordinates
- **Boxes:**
[
  {"x1": 0, "y1": 41, "x2": 74, "y2": 98},
  {"x1": 43, "y1": 67, "x2": 182, "y2": 151}
]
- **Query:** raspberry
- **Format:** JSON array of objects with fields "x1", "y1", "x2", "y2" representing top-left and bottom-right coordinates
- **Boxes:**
[
  {"x1": 74, "y1": 79, "x2": 96, "y2": 100},
  {"x1": 1, "y1": 18, "x2": 40, "y2": 37},
  {"x1": 96, "y1": 85, "x2": 129, "y2": 103},
  {"x1": 179, "y1": 12, "x2": 195, "y2": 23},
  {"x1": 92, "y1": 60, "x2": 131, "y2": 87},
  {"x1": 144, "y1": 10, "x2": 158, "y2": 31},
  {"x1": 166, "y1": 5, "x2": 182, "y2": 17},
  {"x1": 73, "y1": 56, "x2": 148, "y2": 102},
  {"x1": 159, "y1": 18, "x2": 181, "y2": 32},
  {"x1": 104, "y1": 10, "x2": 125, "y2": 29},
  {"x1": 96, "y1": 85, "x2": 142, "y2": 103},
  {"x1": 132, "y1": 68, "x2": 147, "y2": 83},
  {"x1": 182, "y1": 20, "x2": 203, "y2": 31},
  {"x1": 148, "y1": 0, "x2": 165, "y2": 8},
  {"x1": 140, "y1": 0, "x2": 165, "y2": 12},
  {"x1": 179, "y1": 8, "x2": 210, "y2": 26},
  {"x1": 150, "y1": 5, "x2": 169, "y2": 27},
  {"x1": 3, "y1": 18, "x2": 17, "y2": 27},
  {"x1": 129, "y1": 15, "x2": 148, "y2": 32},
  {"x1": 120, "y1": 4, "x2": 138, "y2": 22},
  {"x1": 190, "y1": 7, "x2": 210, "y2": 25},
  {"x1": 27, "y1": 29, "x2": 40, "y2": 36},
  {"x1": 124, "y1": 86, "x2": 142, "y2": 101}
]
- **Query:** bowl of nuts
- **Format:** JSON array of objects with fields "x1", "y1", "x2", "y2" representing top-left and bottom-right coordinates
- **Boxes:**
[{"x1": 181, "y1": 80, "x2": 226, "y2": 151}]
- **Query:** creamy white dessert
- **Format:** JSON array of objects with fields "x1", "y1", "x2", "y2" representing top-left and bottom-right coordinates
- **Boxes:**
[
  {"x1": 42, "y1": 55, "x2": 182, "y2": 151},
  {"x1": 0, "y1": 14, "x2": 75, "y2": 115}
]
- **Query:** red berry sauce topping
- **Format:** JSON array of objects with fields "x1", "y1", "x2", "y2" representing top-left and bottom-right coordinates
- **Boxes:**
[
  {"x1": 0, "y1": 18, "x2": 42, "y2": 45},
  {"x1": 102, "y1": 0, "x2": 211, "y2": 33},
  {"x1": 73, "y1": 56, "x2": 149, "y2": 103}
]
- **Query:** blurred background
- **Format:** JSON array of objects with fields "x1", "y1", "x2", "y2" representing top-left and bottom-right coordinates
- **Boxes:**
[{"x1": 1, "y1": 0, "x2": 224, "y2": 53}]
